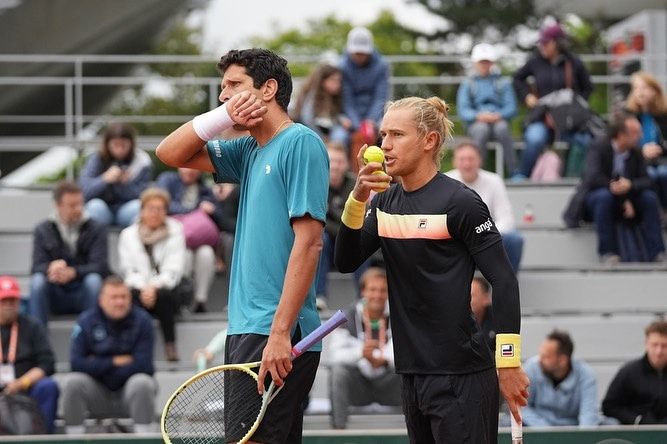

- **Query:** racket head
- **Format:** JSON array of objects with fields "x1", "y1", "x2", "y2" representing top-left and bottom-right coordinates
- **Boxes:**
[{"x1": 161, "y1": 362, "x2": 266, "y2": 444}]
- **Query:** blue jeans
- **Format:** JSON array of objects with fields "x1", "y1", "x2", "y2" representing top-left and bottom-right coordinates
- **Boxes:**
[
  {"x1": 520, "y1": 122, "x2": 591, "y2": 177},
  {"x1": 85, "y1": 198, "x2": 141, "y2": 227},
  {"x1": 29, "y1": 272, "x2": 102, "y2": 324},
  {"x1": 586, "y1": 187, "x2": 665, "y2": 259},
  {"x1": 467, "y1": 120, "x2": 517, "y2": 175},
  {"x1": 501, "y1": 230, "x2": 524, "y2": 273},
  {"x1": 646, "y1": 164, "x2": 667, "y2": 209},
  {"x1": 29, "y1": 377, "x2": 60, "y2": 433}
]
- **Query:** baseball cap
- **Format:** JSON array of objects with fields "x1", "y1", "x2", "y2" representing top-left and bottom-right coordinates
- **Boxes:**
[
  {"x1": 347, "y1": 27, "x2": 374, "y2": 54},
  {"x1": 0, "y1": 276, "x2": 21, "y2": 300},
  {"x1": 471, "y1": 43, "x2": 497, "y2": 63},
  {"x1": 539, "y1": 24, "x2": 566, "y2": 44}
]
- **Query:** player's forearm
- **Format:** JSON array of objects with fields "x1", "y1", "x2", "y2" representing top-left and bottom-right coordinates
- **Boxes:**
[
  {"x1": 334, "y1": 225, "x2": 361, "y2": 273},
  {"x1": 474, "y1": 242, "x2": 521, "y2": 333},
  {"x1": 155, "y1": 121, "x2": 209, "y2": 168},
  {"x1": 271, "y1": 220, "x2": 323, "y2": 336}
]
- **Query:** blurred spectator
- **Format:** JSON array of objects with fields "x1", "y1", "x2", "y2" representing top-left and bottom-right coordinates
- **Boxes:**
[
  {"x1": 62, "y1": 276, "x2": 156, "y2": 434},
  {"x1": 79, "y1": 122, "x2": 152, "y2": 227},
  {"x1": 470, "y1": 275, "x2": 495, "y2": 354},
  {"x1": 563, "y1": 113, "x2": 665, "y2": 264},
  {"x1": 210, "y1": 127, "x2": 246, "y2": 275},
  {"x1": 340, "y1": 26, "x2": 390, "y2": 167},
  {"x1": 457, "y1": 43, "x2": 518, "y2": 176},
  {"x1": 118, "y1": 188, "x2": 187, "y2": 362},
  {"x1": 192, "y1": 328, "x2": 227, "y2": 370},
  {"x1": 327, "y1": 267, "x2": 401, "y2": 429},
  {"x1": 213, "y1": 183, "x2": 239, "y2": 274},
  {"x1": 0, "y1": 276, "x2": 59, "y2": 433},
  {"x1": 513, "y1": 23, "x2": 594, "y2": 179},
  {"x1": 156, "y1": 168, "x2": 220, "y2": 313},
  {"x1": 29, "y1": 181, "x2": 107, "y2": 325},
  {"x1": 523, "y1": 330, "x2": 599, "y2": 426},
  {"x1": 447, "y1": 141, "x2": 524, "y2": 272},
  {"x1": 316, "y1": 142, "x2": 367, "y2": 310},
  {"x1": 291, "y1": 64, "x2": 351, "y2": 146},
  {"x1": 602, "y1": 319, "x2": 667, "y2": 425},
  {"x1": 624, "y1": 71, "x2": 667, "y2": 208}
]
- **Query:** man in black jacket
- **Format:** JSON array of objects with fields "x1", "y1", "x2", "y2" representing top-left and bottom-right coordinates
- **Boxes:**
[
  {"x1": 0, "y1": 275, "x2": 58, "y2": 433},
  {"x1": 603, "y1": 320, "x2": 667, "y2": 424},
  {"x1": 28, "y1": 181, "x2": 108, "y2": 324},
  {"x1": 564, "y1": 113, "x2": 665, "y2": 264}
]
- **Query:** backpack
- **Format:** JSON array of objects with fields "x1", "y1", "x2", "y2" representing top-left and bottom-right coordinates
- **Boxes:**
[{"x1": 0, "y1": 393, "x2": 47, "y2": 435}]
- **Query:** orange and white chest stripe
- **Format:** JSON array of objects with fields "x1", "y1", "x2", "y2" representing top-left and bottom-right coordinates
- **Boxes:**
[{"x1": 376, "y1": 209, "x2": 451, "y2": 240}]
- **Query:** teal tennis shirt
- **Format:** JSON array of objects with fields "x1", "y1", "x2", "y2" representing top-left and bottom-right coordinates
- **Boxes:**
[{"x1": 207, "y1": 124, "x2": 329, "y2": 349}]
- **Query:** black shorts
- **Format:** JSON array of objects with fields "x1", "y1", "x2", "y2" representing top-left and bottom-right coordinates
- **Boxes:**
[
  {"x1": 224, "y1": 328, "x2": 320, "y2": 443},
  {"x1": 401, "y1": 367, "x2": 499, "y2": 444}
]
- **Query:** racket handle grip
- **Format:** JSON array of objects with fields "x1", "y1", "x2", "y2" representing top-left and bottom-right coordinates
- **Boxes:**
[
  {"x1": 291, "y1": 310, "x2": 348, "y2": 358},
  {"x1": 510, "y1": 411, "x2": 523, "y2": 444}
]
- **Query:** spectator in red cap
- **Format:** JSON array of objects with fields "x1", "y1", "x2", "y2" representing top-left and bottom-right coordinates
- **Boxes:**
[
  {"x1": 512, "y1": 23, "x2": 594, "y2": 180},
  {"x1": 0, "y1": 276, "x2": 59, "y2": 433}
]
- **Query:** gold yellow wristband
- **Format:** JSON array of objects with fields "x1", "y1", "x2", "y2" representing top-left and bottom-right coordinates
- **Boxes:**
[
  {"x1": 495, "y1": 333, "x2": 521, "y2": 368},
  {"x1": 341, "y1": 192, "x2": 367, "y2": 230},
  {"x1": 20, "y1": 376, "x2": 32, "y2": 389}
]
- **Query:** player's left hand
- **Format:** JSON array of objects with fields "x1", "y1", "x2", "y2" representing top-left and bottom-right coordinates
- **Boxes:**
[
  {"x1": 257, "y1": 331, "x2": 293, "y2": 394},
  {"x1": 498, "y1": 366, "x2": 530, "y2": 424}
]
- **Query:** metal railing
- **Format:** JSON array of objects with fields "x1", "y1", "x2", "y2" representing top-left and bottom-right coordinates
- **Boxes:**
[{"x1": 0, "y1": 52, "x2": 665, "y2": 154}]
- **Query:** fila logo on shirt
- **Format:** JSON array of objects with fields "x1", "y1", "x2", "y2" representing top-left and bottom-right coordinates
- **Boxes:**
[
  {"x1": 500, "y1": 343, "x2": 514, "y2": 357},
  {"x1": 418, "y1": 218, "x2": 428, "y2": 229},
  {"x1": 474, "y1": 218, "x2": 493, "y2": 234}
]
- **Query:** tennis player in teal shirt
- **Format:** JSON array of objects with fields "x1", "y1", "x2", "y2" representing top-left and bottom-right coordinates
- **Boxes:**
[{"x1": 156, "y1": 48, "x2": 329, "y2": 443}]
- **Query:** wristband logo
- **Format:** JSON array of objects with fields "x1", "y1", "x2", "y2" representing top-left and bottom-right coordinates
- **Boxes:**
[{"x1": 500, "y1": 343, "x2": 515, "y2": 357}]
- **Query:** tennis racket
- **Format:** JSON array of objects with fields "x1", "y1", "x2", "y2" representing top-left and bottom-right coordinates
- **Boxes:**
[
  {"x1": 510, "y1": 409, "x2": 523, "y2": 444},
  {"x1": 161, "y1": 310, "x2": 348, "y2": 444}
]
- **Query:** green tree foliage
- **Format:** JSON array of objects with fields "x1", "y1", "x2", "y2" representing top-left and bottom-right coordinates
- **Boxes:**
[
  {"x1": 408, "y1": 0, "x2": 534, "y2": 38},
  {"x1": 252, "y1": 10, "x2": 445, "y2": 99},
  {"x1": 108, "y1": 24, "x2": 217, "y2": 136}
]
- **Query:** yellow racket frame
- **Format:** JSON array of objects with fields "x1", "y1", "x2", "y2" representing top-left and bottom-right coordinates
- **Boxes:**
[{"x1": 161, "y1": 361, "x2": 276, "y2": 444}]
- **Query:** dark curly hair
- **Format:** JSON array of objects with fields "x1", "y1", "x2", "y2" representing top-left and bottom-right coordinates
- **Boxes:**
[{"x1": 217, "y1": 48, "x2": 292, "y2": 112}]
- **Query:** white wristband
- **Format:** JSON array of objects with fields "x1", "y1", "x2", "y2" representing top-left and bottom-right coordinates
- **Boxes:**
[{"x1": 192, "y1": 103, "x2": 235, "y2": 141}]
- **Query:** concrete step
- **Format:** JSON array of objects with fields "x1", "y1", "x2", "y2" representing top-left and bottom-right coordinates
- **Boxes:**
[
  {"x1": 507, "y1": 184, "x2": 574, "y2": 229},
  {"x1": 520, "y1": 314, "x2": 655, "y2": 362},
  {"x1": 0, "y1": 188, "x2": 52, "y2": 232},
  {"x1": 522, "y1": 228, "x2": 667, "y2": 268},
  {"x1": 518, "y1": 269, "x2": 667, "y2": 315}
]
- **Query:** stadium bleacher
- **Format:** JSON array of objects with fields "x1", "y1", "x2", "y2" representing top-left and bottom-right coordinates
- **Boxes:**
[{"x1": 1, "y1": 178, "x2": 666, "y2": 433}]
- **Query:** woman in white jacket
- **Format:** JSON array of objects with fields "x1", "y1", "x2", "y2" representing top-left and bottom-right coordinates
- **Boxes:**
[{"x1": 118, "y1": 187, "x2": 186, "y2": 361}]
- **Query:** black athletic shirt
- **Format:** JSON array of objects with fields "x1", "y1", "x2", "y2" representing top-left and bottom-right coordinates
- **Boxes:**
[{"x1": 335, "y1": 173, "x2": 520, "y2": 374}]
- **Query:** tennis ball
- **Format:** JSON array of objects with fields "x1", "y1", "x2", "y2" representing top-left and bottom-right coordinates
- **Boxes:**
[
  {"x1": 363, "y1": 146, "x2": 388, "y2": 192},
  {"x1": 363, "y1": 146, "x2": 384, "y2": 165}
]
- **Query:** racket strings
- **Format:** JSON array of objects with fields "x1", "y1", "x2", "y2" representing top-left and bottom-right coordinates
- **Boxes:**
[{"x1": 164, "y1": 369, "x2": 263, "y2": 444}]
